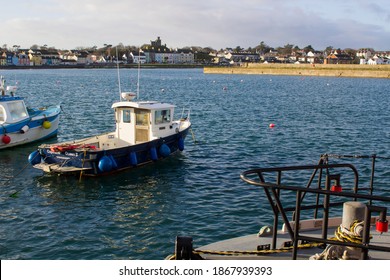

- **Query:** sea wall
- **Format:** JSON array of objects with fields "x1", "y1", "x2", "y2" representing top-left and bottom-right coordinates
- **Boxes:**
[{"x1": 204, "y1": 63, "x2": 390, "y2": 79}]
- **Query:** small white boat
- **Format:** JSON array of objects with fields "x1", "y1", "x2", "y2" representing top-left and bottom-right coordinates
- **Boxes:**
[
  {"x1": 28, "y1": 92, "x2": 191, "y2": 176},
  {"x1": 0, "y1": 76, "x2": 61, "y2": 149},
  {"x1": 171, "y1": 154, "x2": 390, "y2": 260}
]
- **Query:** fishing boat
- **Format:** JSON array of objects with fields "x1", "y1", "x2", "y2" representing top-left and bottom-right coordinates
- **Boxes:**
[
  {"x1": 171, "y1": 154, "x2": 390, "y2": 260},
  {"x1": 28, "y1": 90, "x2": 191, "y2": 176},
  {"x1": 0, "y1": 76, "x2": 61, "y2": 149}
]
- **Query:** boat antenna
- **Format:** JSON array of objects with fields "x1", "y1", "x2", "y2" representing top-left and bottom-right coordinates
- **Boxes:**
[
  {"x1": 137, "y1": 48, "x2": 141, "y2": 99},
  {"x1": 116, "y1": 46, "x2": 122, "y2": 100}
]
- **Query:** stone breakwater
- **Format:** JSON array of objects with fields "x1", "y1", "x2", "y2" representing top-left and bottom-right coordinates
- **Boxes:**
[{"x1": 204, "y1": 63, "x2": 390, "y2": 79}]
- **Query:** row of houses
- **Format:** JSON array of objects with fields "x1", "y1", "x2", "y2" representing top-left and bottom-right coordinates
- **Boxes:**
[
  {"x1": 210, "y1": 48, "x2": 390, "y2": 65},
  {"x1": 356, "y1": 49, "x2": 390, "y2": 65},
  {"x1": 1, "y1": 37, "x2": 390, "y2": 67},
  {"x1": 0, "y1": 49, "x2": 195, "y2": 67},
  {"x1": 0, "y1": 37, "x2": 196, "y2": 67},
  {"x1": 1, "y1": 48, "x2": 95, "y2": 66},
  {"x1": 210, "y1": 49, "x2": 356, "y2": 65}
]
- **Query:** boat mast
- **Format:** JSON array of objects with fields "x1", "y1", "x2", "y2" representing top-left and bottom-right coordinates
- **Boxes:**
[
  {"x1": 137, "y1": 48, "x2": 141, "y2": 100},
  {"x1": 116, "y1": 47, "x2": 122, "y2": 100}
]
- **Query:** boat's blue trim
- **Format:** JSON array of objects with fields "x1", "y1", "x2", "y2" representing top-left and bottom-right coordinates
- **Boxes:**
[
  {"x1": 28, "y1": 106, "x2": 61, "y2": 117},
  {"x1": 1, "y1": 110, "x2": 60, "y2": 135},
  {"x1": 0, "y1": 96, "x2": 23, "y2": 102}
]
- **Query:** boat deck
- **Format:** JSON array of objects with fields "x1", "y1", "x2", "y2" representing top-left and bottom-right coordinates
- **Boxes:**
[
  {"x1": 197, "y1": 224, "x2": 390, "y2": 260},
  {"x1": 33, "y1": 163, "x2": 92, "y2": 174}
]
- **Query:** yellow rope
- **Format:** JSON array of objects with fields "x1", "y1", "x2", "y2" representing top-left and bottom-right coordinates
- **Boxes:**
[
  {"x1": 194, "y1": 241, "x2": 323, "y2": 256},
  {"x1": 79, "y1": 149, "x2": 87, "y2": 182},
  {"x1": 190, "y1": 128, "x2": 196, "y2": 143},
  {"x1": 169, "y1": 221, "x2": 371, "y2": 259},
  {"x1": 167, "y1": 241, "x2": 324, "y2": 259}
]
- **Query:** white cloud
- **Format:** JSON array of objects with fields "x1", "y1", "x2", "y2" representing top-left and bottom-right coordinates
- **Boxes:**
[{"x1": 2, "y1": 0, "x2": 389, "y2": 50}]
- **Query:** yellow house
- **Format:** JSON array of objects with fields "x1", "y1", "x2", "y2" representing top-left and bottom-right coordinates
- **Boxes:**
[{"x1": 28, "y1": 50, "x2": 42, "y2": 66}]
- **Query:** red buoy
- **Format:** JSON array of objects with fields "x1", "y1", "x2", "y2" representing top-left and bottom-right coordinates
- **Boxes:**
[
  {"x1": 2, "y1": 135, "x2": 11, "y2": 144},
  {"x1": 269, "y1": 123, "x2": 275, "y2": 128},
  {"x1": 376, "y1": 219, "x2": 389, "y2": 233},
  {"x1": 331, "y1": 185, "x2": 342, "y2": 192}
]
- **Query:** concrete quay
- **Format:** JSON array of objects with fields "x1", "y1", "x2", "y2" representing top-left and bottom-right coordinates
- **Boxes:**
[{"x1": 204, "y1": 63, "x2": 390, "y2": 79}]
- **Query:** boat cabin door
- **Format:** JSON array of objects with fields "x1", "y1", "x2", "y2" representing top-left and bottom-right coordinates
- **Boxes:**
[{"x1": 135, "y1": 109, "x2": 150, "y2": 143}]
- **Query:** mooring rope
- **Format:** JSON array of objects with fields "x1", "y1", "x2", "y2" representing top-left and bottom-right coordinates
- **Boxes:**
[{"x1": 7, "y1": 152, "x2": 40, "y2": 198}]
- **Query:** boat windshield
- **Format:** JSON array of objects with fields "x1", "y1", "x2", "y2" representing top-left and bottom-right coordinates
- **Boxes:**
[
  {"x1": 154, "y1": 109, "x2": 171, "y2": 124},
  {"x1": 7, "y1": 101, "x2": 28, "y2": 122}
]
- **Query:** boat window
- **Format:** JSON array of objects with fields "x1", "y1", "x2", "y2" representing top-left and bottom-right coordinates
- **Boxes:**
[
  {"x1": 8, "y1": 101, "x2": 27, "y2": 121},
  {"x1": 135, "y1": 110, "x2": 149, "y2": 126},
  {"x1": 155, "y1": 110, "x2": 170, "y2": 124},
  {"x1": 0, "y1": 106, "x2": 4, "y2": 123},
  {"x1": 122, "y1": 109, "x2": 131, "y2": 123}
]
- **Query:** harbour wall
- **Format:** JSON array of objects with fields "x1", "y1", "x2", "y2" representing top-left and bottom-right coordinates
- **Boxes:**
[{"x1": 204, "y1": 63, "x2": 390, "y2": 79}]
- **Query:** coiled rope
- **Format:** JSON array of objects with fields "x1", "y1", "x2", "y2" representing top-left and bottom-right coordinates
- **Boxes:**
[{"x1": 311, "y1": 220, "x2": 369, "y2": 260}]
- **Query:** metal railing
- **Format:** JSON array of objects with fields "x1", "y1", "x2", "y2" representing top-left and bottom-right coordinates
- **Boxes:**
[{"x1": 240, "y1": 155, "x2": 390, "y2": 259}]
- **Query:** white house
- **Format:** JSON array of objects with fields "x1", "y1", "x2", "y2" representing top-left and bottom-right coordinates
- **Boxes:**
[
  {"x1": 306, "y1": 51, "x2": 322, "y2": 64},
  {"x1": 130, "y1": 51, "x2": 146, "y2": 64},
  {"x1": 356, "y1": 49, "x2": 372, "y2": 59},
  {"x1": 367, "y1": 55, "x2": 384, "y2": 65},
  {"x1": 356, "y1": 49, "x2": 373, "y2": 64},
  {"x1": 172, "y1": 51, "x2": 194, "y2": 64}
]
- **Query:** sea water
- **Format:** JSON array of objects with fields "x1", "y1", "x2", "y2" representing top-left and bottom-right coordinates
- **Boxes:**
[{"x1": 0, "y1": 68, "x2": 389, "y2": 259}]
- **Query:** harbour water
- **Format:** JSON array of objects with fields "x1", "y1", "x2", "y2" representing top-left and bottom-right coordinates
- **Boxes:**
[{"x1": 0, "y1": 68, "x2": 389, "y2": 259}]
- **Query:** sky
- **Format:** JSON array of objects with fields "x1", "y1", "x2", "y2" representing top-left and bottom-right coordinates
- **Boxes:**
[{"x1": 1, "y1": 0, "x2": 389, "y2": 51}]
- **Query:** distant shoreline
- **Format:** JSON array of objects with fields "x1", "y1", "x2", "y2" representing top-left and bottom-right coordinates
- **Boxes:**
[
  {"x1": 204, "y1": 63, "x2": 390, "y2": 79},
  {"x1": 0, "y1": 64, "x2": 203, "y2": 70}
]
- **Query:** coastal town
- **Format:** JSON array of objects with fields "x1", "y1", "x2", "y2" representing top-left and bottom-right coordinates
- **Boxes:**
[{"x1": 1, "y1": 36, "x2": 390, "y2": 68}]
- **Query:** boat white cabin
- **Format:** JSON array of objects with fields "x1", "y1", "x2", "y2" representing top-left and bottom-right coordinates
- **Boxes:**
[
  {"x1": 0, "y1": 97, "x2": 28, "y2": 124},
  {"x1": 112, "y1": 100, "x2": 180, "y2": 145}
]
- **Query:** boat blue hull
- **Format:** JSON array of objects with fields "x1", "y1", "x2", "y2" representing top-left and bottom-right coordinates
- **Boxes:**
[{"x1": 37, "y1": 127, "x2": 190, "y2": 176}]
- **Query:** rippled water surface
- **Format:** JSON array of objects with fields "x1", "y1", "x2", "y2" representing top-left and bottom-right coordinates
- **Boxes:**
[{"x1": 0, "y1": 68, "x2": 389, "y2": 259}]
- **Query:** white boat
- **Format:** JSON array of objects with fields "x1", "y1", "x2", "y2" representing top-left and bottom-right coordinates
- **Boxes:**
[
  {"x1": 0, "y1": 76, "x2": 61, "y2": 149},
  {"x1": 171, "y1": 154, "x2": 390, "y2": 260},
  {"x1": 28, "y1": 91, "x2": 192, "y2": 176}
]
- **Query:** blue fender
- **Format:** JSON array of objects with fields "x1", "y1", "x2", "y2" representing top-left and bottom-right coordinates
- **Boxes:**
[
  {"x1": 98, "y1": 156, "x2": 113, "y2": 172},
  {"x1": 130, "y1": 152, "x2": 138, "y2": 166},
  {"x1": 159, "y1": 143, "x2": 171, "y2": 157},
  {"x1": 178, "y1": 137, "x2": 185, "y2": 151},
  {"x1": 28, "y1": 150, "x2": 41, "y2": 165},
  {"x1": 150, "y1": 147, "x2": 158, "y2": 161}
]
